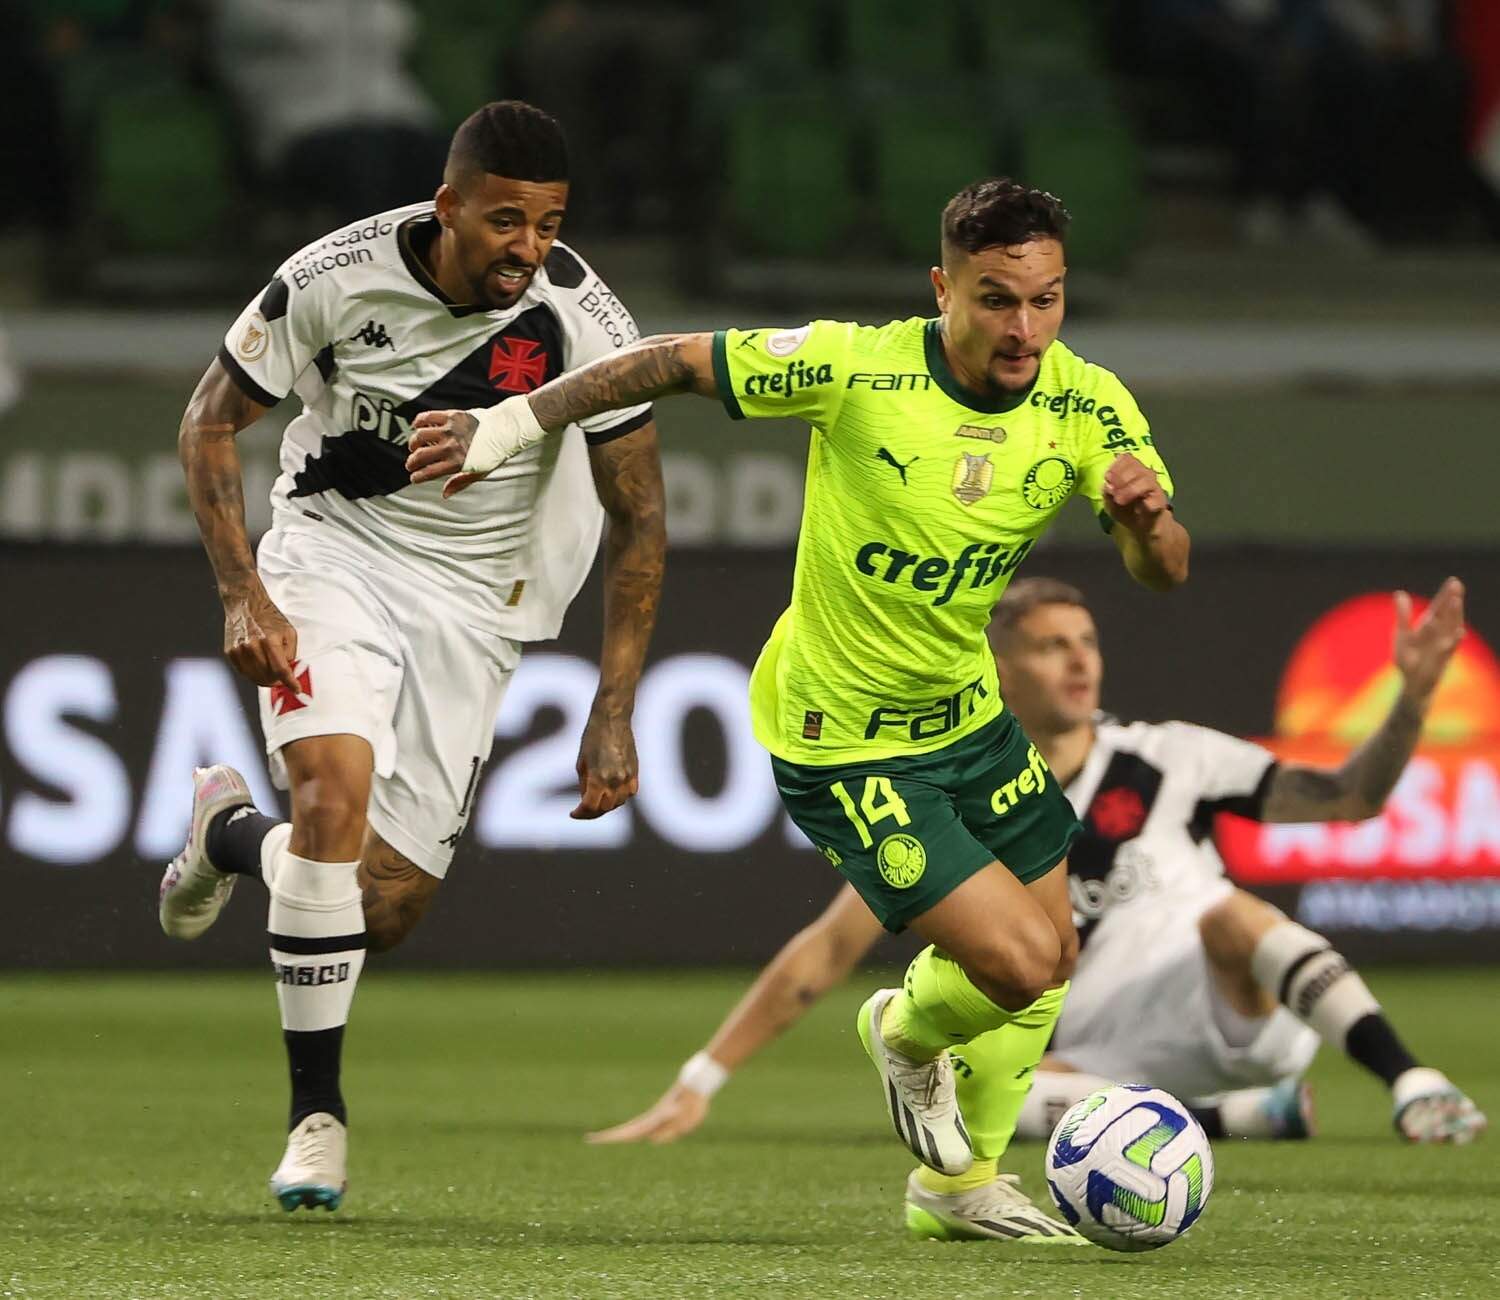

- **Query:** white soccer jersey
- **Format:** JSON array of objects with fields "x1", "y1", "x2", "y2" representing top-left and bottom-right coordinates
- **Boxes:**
[
  {"x1": 1062, "y1": 717, "x2": 1280, "y2": 949},
  {"x1": 219, "y1": 202, "x2": 651, "y2": 641}
]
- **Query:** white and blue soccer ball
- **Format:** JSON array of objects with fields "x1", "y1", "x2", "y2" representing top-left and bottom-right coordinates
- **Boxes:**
[{"x1": 1045, "y1": 1084, "x2": 1214, "y2": 1252}]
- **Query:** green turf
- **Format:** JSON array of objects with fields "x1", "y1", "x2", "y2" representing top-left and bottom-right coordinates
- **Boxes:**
[{"x1": 1, "y1": 969, "x2": 1495, "y2": 1298}]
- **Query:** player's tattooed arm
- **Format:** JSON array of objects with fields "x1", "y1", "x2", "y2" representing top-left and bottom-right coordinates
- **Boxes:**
[
  {"x1": 1261, "y1": 578, "x2": 1465, "y2": 823},
  {"x1": 529, "y1": 333, "x2": 719, "y2": 430},
  {"x1": 405, "y1": 334, "x2": 717, "y2": 491},
  {"x1": 574, "y1": 423, "x2": 668, "y2": 820},
  {"x1": 179, "y1": 358, "x2": 300, "y2": 691}
]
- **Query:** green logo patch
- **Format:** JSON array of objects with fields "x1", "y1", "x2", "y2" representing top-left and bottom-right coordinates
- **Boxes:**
[
  {"x1": 1021, "y1": 456, "x2": 1076, "y2": 510},
  {"x1": 876, "y1": 833, "x2": 927, "y2": 889}
]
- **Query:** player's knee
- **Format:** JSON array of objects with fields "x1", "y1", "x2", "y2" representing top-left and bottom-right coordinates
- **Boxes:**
[
  {"x1": 290, "y1": 777, "x2": 368, "y2": 859},
  {"x1": 1198, "y1": 892, "x2": 1268, "y2": 970},
  {"x1": 1054, "y1": 916, "x2": 1080, "y2": 983},
  {"x1": 968, "y1": 923, "x2": 1062, "y2": 1010}
]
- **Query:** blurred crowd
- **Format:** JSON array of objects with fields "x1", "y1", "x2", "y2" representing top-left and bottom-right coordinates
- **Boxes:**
[
  {"x1": 1117, "y1": 0, "x2": 1500, "y2": 245},
  {"x1": 0, "y1": 0, "x2": 1496, "y2": 291}
]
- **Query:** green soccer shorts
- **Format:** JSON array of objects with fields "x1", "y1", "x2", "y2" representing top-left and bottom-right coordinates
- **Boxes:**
[{"x1": 771, "y1": 710, "x2": 1081, "y2": 931}]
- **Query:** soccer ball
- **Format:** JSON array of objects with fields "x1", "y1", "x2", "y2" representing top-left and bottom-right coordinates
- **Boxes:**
[{"x1": 1044, "y1": 1084, "x2": 1214, "y2": 1252}]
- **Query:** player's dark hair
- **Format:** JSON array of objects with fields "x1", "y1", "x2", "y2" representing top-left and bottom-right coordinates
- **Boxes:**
[
  {"x1": 989, "y1": 578, "x2": 1090, "y2": 650},
  {"x1": 445, "y1": 100, "x2": 569, "y2": 185},
  {"x1": 941, "y1": 178, "x2": 1070, "y2": 261}
]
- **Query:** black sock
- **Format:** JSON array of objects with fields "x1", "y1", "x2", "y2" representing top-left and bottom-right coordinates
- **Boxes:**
[
  {"x1": 206, "y1": 806, "x2": 281, "y2": 877},
  {"x1": 285, "y1": 1026, "x2": 347, "y2": 1129},
  {"x1": 1344, "y1": 1012, "x2": 1420, "y2": 1087},
  {"x1": 1189, "y1": 1105, "x2": 1225, "y2": 1139}
]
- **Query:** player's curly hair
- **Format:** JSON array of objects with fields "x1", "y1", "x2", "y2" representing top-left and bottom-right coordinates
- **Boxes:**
[
  {"x1": 989, "y1": 577, "x2": 1090, "y2": 649},
  {"x1": 941, "y1": 178, "x2": 1071, "y2": 261},
  {"x1": 445, "y1": 100, "x2": 569, "y2": 185}
]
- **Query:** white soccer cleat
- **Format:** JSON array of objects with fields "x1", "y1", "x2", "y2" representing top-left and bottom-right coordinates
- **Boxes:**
[
  {"x1": 158, "y1": 764, "x2": 252, "y2": 940},
  {"x1": 904, "y1": 1170, "x2": 1086, "y2": 1245},
  {"x1": 857, "y1": 988, "x2": 973, "y2": 1176},
  {"x1": 270, "y1": 1112, "x2": 348, "y2": 1212},
  {"x1": 1393, "y1": 1068, "x2": 1488, "y2": 1145}
]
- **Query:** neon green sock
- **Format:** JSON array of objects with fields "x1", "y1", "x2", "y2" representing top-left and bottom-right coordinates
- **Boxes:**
[
  {"x1": 879, "y1": 945, "x2": 1019, "y2": 1061},
  {"x1": 916, "y1": 1156, "x2": 999, "y2": 1196},
  {"x1": 950, "y1": 982, "x2": 1069, "y2": 1162}
]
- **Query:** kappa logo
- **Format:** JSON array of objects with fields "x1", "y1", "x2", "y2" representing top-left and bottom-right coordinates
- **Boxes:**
[
  {"x1": 439, "y1": 756, "x2": 483, "y2": 849},
  {"x1": 489, "y1": 337, "x2": 549, "y2": 392},
  {"x1": 349, "y1": 320, "x2": 394, "y2": 350},
  {"x1": 237, "y1": 313, "x2": 269, "y2": 362},
  {"x1": 269, "y1": 665, "x2": 313, "y2": 716}
]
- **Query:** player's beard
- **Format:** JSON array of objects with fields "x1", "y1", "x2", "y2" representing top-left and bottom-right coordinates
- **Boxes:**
[
  {"x1": 474, "y1": 260, "x2": 536, "y2": 310},
  {"x1": 987, "y1": 352, "x2": 1040, "y2": 396}
]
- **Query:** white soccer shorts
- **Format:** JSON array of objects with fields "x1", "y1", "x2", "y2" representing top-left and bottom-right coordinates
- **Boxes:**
[
  {"x1": 255, "y1": 525, "x2": 520, "y2": 878},
  {"x1": 1050, "y1": 881, "x2": 1320, "y2": 1100}
]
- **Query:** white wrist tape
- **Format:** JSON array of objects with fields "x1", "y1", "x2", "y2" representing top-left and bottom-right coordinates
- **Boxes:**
[
  {"x1": 462, "y1": 395, "x2": 548, "y2": 474},
  {"x1": 676, "y1": 1050, "x2": 730, "y2": 1098}
]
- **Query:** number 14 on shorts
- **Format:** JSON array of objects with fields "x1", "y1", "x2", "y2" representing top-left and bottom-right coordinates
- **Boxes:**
[{"x1": 829, "y1": 777, "x2": 911, "y2": 848}]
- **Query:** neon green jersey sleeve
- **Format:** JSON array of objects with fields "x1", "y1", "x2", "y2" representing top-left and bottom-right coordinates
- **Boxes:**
[
  {"x1": 1072, "y1": 369, "x2": 1175, "y2": 530},
  {"x1": 711, "y1": 321, "x2": 856, "y2": 427}
]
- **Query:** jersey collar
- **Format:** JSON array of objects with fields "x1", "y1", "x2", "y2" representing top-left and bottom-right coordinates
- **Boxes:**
[
  {"x1": 398, "y1": 215, "x2": 506, "y2": 319},
  {"x1": 923, "y1": 319, "x2": 1034, "y2": 414}
]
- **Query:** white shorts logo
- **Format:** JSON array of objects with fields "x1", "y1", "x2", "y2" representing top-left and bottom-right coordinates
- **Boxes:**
[
  {"x1": 766, "y1": 325, "x2": 810, "y2": 358},
  {"x1": 238, "y1": 312, "x2": 270, "y2": 362}
]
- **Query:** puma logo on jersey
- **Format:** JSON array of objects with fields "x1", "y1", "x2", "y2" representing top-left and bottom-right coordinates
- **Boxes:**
[
  {"x1": 874, "y1": 448, "x2": 919, "y2": 484},
  {"x1": 349, "y1": 320, "x2": 394, "y2": 350}
]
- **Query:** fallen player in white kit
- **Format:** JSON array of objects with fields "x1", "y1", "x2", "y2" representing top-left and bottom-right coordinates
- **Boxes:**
[
  {"x1": 589, "y1": 577, "x2": 1486, "y2": 1148},
  {"x1": 160, "y1": 101, "x2": 663, "y2": 1211}
]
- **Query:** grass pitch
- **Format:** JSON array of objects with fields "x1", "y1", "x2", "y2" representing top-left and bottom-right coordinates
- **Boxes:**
[{"x1": 1, "y1": 968, "x2": 1495, "y2": 1299}]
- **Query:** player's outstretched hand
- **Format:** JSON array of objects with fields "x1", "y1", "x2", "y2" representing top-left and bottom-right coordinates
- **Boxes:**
[
  {"x1": 407, "y1": 409, "x2": 479, "y2": 488},
  {"x1": 573, "y1": 713, "x2": 639, "y2": 819},
  {"x1": 585, "y1": 1083, "x2": 711, "y2": 1145},
  {"x1": 1394, "y1": 577, "x2": 1465, "y2": 703},
  {"x1": 410, "y1": 396, "x2": 551, "y2": 498},
  {"x1": 223, "y1": 582, "x2": 300, "y2": 692},
  {"x1": 1101, "y1": 453, "x2": 1170, "y2": 532}
]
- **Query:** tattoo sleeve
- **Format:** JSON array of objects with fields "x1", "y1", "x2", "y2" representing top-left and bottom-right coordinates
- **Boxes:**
[
  {"x1": 528, "y1": 334, "x2": 717, "y2": 431},
  {"x1": 178, "y1": 358, "x2": 269, "y2": 596},
  {"x1": 1262, "y1": 692, "x2": 1426, "y2": 823},
  {"x1": 586, "y1": 422, "x2": 667, "y2": 716}
]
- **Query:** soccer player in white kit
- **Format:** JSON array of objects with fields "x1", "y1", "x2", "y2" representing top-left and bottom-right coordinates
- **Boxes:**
[
  {"x1": 588, "y1": 578, "x2": 1485, "y2": 1154},
  {"x1": 159, "y1": 102, "x2": 665, "y2": 1210}
]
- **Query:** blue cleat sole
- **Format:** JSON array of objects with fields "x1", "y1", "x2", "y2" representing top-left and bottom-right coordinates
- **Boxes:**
[{"x1": 274, "y1": 1183, "x2": 344, "y2": 1212}]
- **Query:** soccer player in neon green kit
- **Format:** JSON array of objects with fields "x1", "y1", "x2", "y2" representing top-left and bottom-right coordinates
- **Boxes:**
[{"x1": 407, "y1": 179, "x2": 1191, "y2": 1242}]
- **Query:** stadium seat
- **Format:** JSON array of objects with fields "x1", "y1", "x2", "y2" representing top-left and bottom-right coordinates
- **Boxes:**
[
  {"x1": 1015, "y1": 93, "x2": 1143, "y2": 272},
  {"x1": 94, "y1": 77, "x2": 235, "y2": 254},
  {"x1": 979, "y1": 0, "x2": 1100, "y2": 67},
  {"x1": 724, "y1": 92, "x2": 856, "y2": 257},
  {"x1": 731, "y1": 0, "x2": 832, "y2": 77},
  {"x1": 843, "y1": 0, "x2": 966, "y2": 78},
  {"x1": 409, "y1": 0, "x2": 522, "y2": 128},
  {"x1": 873, "y1": 99, "x2": 997, "y2": 261}
]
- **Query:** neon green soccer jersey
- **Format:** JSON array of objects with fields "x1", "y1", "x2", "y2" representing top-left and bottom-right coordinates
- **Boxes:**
[{"x1": 711, "y1": 317, "x2": 1174, "y2": 764}]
